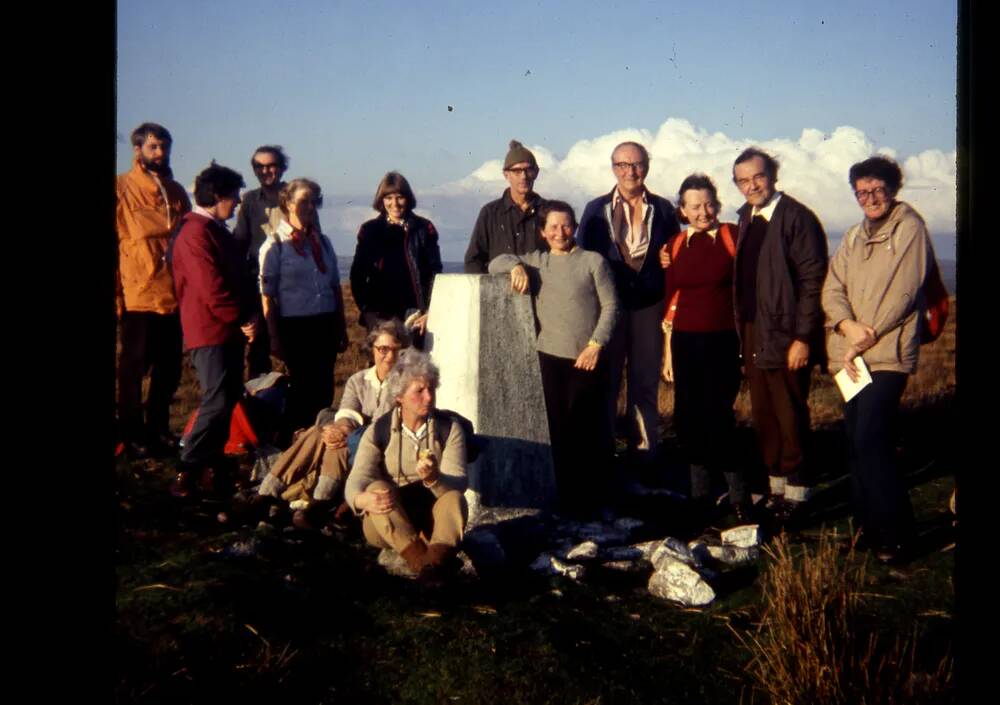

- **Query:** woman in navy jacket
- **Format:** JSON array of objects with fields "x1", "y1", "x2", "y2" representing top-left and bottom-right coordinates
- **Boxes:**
[{"x1": 350, "y1": 172, "x2": 443, "y2": 345}]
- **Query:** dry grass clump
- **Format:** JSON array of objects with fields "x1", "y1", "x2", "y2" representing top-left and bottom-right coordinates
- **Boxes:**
[{"x1": 735, "y1": 529, "x2": 952, "y2": 704}]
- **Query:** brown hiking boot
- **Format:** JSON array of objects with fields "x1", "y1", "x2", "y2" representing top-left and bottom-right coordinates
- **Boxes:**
[
  {"x1": 418, "y1": 543, "x2": 459, "y2": 588},
  {"x1": 399, "y1": 538, "x2": 429, "y2": 573}
]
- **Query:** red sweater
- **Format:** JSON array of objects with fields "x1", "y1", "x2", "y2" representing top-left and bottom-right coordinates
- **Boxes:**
[
  {"x1": 171, "y1": 212, "x2": 246, "y2": 350},
  {"x1": 664, "y1": 223, "x2": 737, "y2": 333}
]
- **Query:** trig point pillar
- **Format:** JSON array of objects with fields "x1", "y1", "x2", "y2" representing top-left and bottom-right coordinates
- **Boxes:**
[{"x1": 424, "y1": 273, "x2": 556, "y2": 512}]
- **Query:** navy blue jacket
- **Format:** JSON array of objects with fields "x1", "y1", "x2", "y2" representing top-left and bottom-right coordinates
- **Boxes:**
[
  {"x1": 350, "y1": 213, "x2": 443, "y2": 319},
  {"x1": 577, "y1": 189, "x2": 679, "y2": 311}
]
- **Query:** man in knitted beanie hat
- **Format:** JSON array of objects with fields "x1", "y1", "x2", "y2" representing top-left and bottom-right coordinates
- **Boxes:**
[{"x1": 464, "y1": 140, "x2": 548, "y2": 273}]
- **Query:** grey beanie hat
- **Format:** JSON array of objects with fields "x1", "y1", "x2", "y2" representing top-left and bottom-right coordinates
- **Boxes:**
[{"x1": 503, "y1": 140, "x2": 538, "y2": 170}]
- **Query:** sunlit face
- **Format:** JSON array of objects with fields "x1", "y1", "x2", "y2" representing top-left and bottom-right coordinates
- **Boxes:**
[
  {"x1": 216, "y1": 193, "x2": 241, "y2": 221},
  {"x1": 853, "y1": 176, "x2": 895, "y2": 221},
  {"x1": 383, "y1": 193, "x2": 408, "y2": 222},
  {"x1": 733, "y1": 156, "x2": 776, "y2": 208},
  {"x1": 288, "y1": 186, "x2": 318, "y2": 226},
  {"x1": 679, "y1": 188, "x2": 719, "y2": 232},
  {"x1": 372, "y1": 333, "x2": 402, "y2": 379},
  {"x1": 251, "y1": 151, "x2": 284, "y2": 187},
  {"x1": 134, "y1": 134, "x2": 171, "y2": 174},
  {"x1": 397, "y1": 376, "x2": 435, "y2": 421},
  {"x1": 541, "y1": 211, "x2": 576, "y2": 254},
  {"x1": 503, "y1": 161, "x2": 538, "y2": 198},
  {"x1": 611, "y1": 144, "x2": 648, "y2": 195}
]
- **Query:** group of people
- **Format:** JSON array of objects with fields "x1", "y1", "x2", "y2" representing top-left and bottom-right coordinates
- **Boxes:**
[
  {"x1": 117, "y1": 123, "x2": 936, "y2": 579},
  {"x1": 477, "y1": 140, "x2": 933, "y2": 563}
]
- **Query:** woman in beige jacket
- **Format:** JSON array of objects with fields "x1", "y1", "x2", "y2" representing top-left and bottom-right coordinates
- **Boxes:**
[{"x1": 822, "y1": 155, "x2": 934, "y2": 564}]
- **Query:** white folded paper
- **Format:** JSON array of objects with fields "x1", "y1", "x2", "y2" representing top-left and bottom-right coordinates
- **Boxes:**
[{"x1": 834, "y1": 356, "x2": 872, "y2": 402}]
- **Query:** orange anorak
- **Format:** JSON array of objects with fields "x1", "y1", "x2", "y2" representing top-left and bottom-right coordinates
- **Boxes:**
[{"x1": 115, "y1": 158, "x2": 191, "y2": 313}]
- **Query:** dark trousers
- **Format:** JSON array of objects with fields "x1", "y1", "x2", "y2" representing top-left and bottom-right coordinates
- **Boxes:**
[
  {"x1": 245, "y1": 307, "x2": 273, "y2": 380},
  {"x1": 279, "y1": 314, "x2": 339, "y2": 431},
  {"x1": 743, "y1": 323, "x2": 812, "y2": 484},
  {"x1": 117, "y1": 311, "x2": 182, "y2": 443},
  {"x1": 844, "y1": 371, "x2": 914, "y2": 548},
  {"x1": 538, "y1": 351, "x2": 613, "y2": 516},
  {"x1": 181, "y1": 339, "x2": 245, "y2": 467},
  {"x1": 673, "y1": 329, "x2": 747, "y2": 503}
]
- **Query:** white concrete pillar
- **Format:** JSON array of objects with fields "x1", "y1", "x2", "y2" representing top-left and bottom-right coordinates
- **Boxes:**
[{"x1": 425, "y1": 273, "x2": 557, "y2": 513}]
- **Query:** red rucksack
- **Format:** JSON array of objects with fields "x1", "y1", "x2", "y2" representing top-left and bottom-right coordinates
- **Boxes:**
[
  {"x1": 920, "y1": 252, "x2": 949, "y2": 344},
  {"x1": 181, "y1": 400, "x2": 259, "y2": 456}
]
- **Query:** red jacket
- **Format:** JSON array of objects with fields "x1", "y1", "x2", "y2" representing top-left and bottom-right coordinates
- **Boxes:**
[{"x1": 171, "y1": 212, "x2": 246, "y2": 350}]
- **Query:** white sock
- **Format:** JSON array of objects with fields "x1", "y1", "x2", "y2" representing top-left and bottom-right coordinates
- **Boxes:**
[{"x1": 768, "y1": 476, "x2": 786, "y2": 496}]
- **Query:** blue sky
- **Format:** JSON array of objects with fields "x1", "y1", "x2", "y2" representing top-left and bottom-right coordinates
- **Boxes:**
[{"x1": 117, "y1": 0, "x2": 957, "y2": 260}]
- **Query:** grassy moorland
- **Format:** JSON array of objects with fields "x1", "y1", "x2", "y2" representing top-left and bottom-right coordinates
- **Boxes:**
[{"x1": 116, "y1": 287, "x2": 956, "y2": 704}]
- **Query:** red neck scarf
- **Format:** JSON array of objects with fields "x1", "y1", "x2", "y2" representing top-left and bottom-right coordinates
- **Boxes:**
[{"x1": 288, "y1": 223, "x2": 327, "y2": 273}]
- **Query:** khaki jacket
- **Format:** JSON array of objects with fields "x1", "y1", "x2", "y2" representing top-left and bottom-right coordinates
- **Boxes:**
[
  {"x1": 344, "y1": 408, "x2": 468, "y2": 513},
  {"x1": 822, "y1": 201, "x2": 931, "y2": 374},
  {"x1": 115, "y1": 159, "x2": 191, "y2": 313}
]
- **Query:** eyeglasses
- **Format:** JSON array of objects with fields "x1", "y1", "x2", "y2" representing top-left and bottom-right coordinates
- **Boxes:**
[
  {"x1": 854, "y1": 187, "x2": 889, "y2": 203},
  {"x1": 735, "y1": 173, "x2": 769, "y2": 189},
  {"x1": 613, "y1": 161, "x2": 648, "y2": 173},
  {"x1": 253, "y1": 162, "x2": 280, "y2": 171},
  {"x1": 504, "y1": 167, "x2": 538, "y2": 177},
  {"x1": 374, "y1": 345, "x2": 402, "y2": 355}
]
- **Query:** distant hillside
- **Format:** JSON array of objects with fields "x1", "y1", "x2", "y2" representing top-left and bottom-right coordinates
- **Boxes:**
[{"x1": 339, "y1": 256, "x2": 957, "y2": 295}]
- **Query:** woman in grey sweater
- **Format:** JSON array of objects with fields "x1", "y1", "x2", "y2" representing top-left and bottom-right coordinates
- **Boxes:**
[{"x1": 489, "y1": 201, "x2": 619, "y2": 517}]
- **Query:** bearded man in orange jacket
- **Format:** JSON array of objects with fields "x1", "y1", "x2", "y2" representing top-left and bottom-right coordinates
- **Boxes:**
[{"x1": 115, "y1": 123, "x2": 191, "y2": 458}]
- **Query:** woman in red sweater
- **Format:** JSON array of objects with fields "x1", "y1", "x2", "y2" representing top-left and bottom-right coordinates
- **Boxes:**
[{"x1": 662, "y1": 174, "x2": 749, "y2": 524}]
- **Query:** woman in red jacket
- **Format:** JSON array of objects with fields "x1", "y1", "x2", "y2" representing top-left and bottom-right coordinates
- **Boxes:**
[{"x1": 662, "y1": 174, "x2": 749, "y2": 524}]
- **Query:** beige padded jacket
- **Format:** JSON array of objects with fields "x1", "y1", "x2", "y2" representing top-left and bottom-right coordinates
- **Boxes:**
[{"x1": 822, "y1": 201, "x2": 932, "y2": 374}]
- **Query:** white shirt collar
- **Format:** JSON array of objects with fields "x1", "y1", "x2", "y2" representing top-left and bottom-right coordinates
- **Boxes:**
[
  {"x1": 365, "y1": 365, "x2": 385, "y2": 387},
  {"x1": 401, "y1": 420, "x2": 428, "y2": 444},
  {"x1": 752, "y1": 192, "x2": 782, "y2": 221},
  {"x1": 192, "y1": 204, "x2": 223, "y2": 224}
]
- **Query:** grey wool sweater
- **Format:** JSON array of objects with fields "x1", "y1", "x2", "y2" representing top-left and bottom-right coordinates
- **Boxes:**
[{"x1": 489, "y1": 247, "x2": 620, "y2": 359}]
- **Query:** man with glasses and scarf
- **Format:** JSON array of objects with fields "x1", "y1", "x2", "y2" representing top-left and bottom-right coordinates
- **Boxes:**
[{"x1": 578, "y1": 141, "x2": 679, "y2": 489}]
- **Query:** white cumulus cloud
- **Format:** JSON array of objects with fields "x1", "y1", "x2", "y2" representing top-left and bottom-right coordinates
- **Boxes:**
[{"x1": 324, "y1": 118, "x2": 955, "y2": 262}]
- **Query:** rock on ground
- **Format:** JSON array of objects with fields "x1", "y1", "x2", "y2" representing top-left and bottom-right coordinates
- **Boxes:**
[
  {"x1": 647, "y1": 557, "x2": 716, "y2": 606},
  {"x1": 720, "y1": 524, "x2": 762, "y2": 548}
]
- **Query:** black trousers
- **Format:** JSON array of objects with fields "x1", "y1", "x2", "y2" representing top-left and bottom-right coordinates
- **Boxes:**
[
  {"x1": 117, "y1": 311, "x2": 182, "y2": 443},
  {"x1": 844, "y1": 371, "x2": 914, "y2": 548},
  {"x1": 245, "y1": 298, "x2": 273, "y2": 380},
  {"x1": 279, "y1": 313, "x2": 339, "y2": 431},
  {"x1": 181, "y1": 339, "x2": 245, "y2": 467},
  {"x1": 672, "y1": 329, "x2": 747, "y2": 503},
  {"x1": 538, "y1": 351, "x2": 613, "y2": 516}
]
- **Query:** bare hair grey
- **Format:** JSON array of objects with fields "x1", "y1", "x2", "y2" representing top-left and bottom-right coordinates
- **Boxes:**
[
  {"x1": 362, "y1": 318, "x2": 412, "y2": 357},
  {"x1": 387, "y1": 350, "x2": 440, "y2": 401}
]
